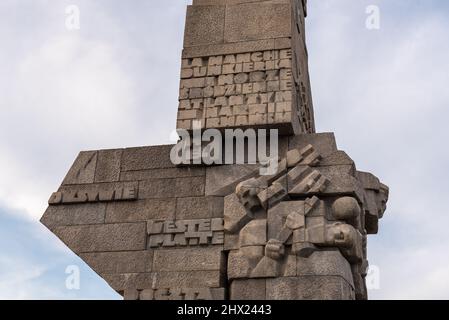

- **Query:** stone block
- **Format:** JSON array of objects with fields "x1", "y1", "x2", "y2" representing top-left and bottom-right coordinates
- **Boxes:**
[
  {"x1": 104, "y1": 271, "x2": 223, "y2": 292},
  {"x1": 228, "y1": 249, "x2": 259, "y2": 279},
  {"x1": 80, "y1": 251, "x2": 153, "y2": 274},
  {"x1": 205, "y1": 164, "x2": 259, "y2": 196},
  {"x1": 105, "y1": 199, "x2": 176, "y2": 223},
  {"x1": 184, "y1": 5, "x2": 226, "y2": 47},
  {"x1": 320, "y1": 151, "x2": 355, "y2": 167},
  {"x1": 121, "y1": 145, "x2": 176, "y2": 171},
  {"x1": 296, "y1": 249, "x2": 354, "y2": 286},
  {"x1": 230, "y1": 279, "x2": 266, "y2": 300},
  {"x1": 41, "y1": 203, "x2": 106, "y2": 230},
  {"x1": 62, "y1": 151, "x2": 97, "y2": 185},
  {"x1": 176, "y1": 196, "x2": 224, "y2": 220},
  {"x1": 120, "y1": 167, "x2": 205, "y2": 181},
  {"x1": 266, "y1": 276, "x2": 355, "y2": 300},
  {"x1": 356, "y1": 171, "x2": 381, "y2": 190},
  {"x1": 152, "y1": 247, "x2": 224, "y2": 272},
  {"x1": 289, "y1": 133, "x2": 337, "y2": 158},
  {"x1": 317, "y1": 166, "x2": 365, "y2": 202},
  {"x1": 95, "y1": 149, "x2": 122, "y2": 183},
  {"x1": 239, "y1": 219, "x2": 267, "y2": 247},
  {"x1": 224, "y1": 233, "x2": 240, "y2": 251},
  {"x1": 251, "y1": 256, "x2": 281, "y2": 278},
  {"x1": 224, "y1": 3, "x2": 291, "y2": 43},
  {"x1": 139, "y1": 176, "x2": 205, "y2": 199},
  {"x1": 183, "y1": 39, "x2": 276, "y2": 59},
  {"x1": 267, "y1": 201, "x2": 304, "y2": 241},
  {"x1": 53, "y1": 222, "x2": 146, "y2": 253},
  {"x1": 224, "y1": 193, "x2": 252, "y2": 233},
  {"x1": 152, "y1": 271, "x2": 224, "y2": 289}
]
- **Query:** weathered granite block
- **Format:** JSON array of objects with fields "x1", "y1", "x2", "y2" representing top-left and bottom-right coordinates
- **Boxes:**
[
  {"x1": 95, "y1": 149, "x2": 122, "y2": 183},
  {"x1": 53, "y1": 223, "x2": 146, "y2": 253},
  {"x1": 121, "y1": 145, "x2": 175, "y2": 171},
  {"x1": 184, "y1": 5, "x2": 226, "y2": 47},
  {"x1": 139, "y1": 176, "x2": 205, "y2": 199},
  {"x1": 41, "y1": 203, "x2": 106, "y2": 229},
  {"x1": 230, "y1": 279, "x2": 266, "y2": 300},
  {"x1": 152, "y1": 247, "x2": 225, "y2": 272},
  {"x1": 105, "y1": 199, "x2": 176, "y2": 223},
  {"x1": 224, "y1": 3, "x2": 292, "y2": 43},
  {"x1": 62, "y1": 151, "x2": 97, "y2": 185},
  {"x1": 80, "y1": 251, "x2": 153, "y2": 274},
  {"x1": 176, "y1": 196, "x2": 224, "y2": 219},
  {"x1": 266, "y1": 276, "x2": 355, "y2": 300}
]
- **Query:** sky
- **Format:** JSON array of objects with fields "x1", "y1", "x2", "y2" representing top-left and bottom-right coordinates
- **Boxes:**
[{"x1": 0, "y1": 0, "x2": 448, "y2": 299}]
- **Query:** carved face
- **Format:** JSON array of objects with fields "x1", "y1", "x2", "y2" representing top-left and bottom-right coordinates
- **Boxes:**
[{"x1": 377, "y1": 183, "x2": 389, "y2": 219}]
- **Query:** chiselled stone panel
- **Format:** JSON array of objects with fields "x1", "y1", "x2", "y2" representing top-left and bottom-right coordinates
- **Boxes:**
[{"x1": 178, "y1": 49, "x2": 297, "y2": 133}]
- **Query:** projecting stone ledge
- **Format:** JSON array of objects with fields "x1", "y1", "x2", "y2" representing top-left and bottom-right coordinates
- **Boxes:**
[{"x1": 40, "y1": 133, "x2": 389, "y2": 300}]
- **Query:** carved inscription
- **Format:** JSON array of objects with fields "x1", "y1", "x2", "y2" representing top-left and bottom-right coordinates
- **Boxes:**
[
  {"x1": 48, "y1": 186, "x2": 138, "y2": 205},
  {"x1": 147, "y1": 218, "x2": 224, "y2": 248},
  {"x1": 178, "y1": 49, "x2": 294, "y2": 130},
  {"x1": 125, "y1": 287, "x2": 225, "y2": 301}
]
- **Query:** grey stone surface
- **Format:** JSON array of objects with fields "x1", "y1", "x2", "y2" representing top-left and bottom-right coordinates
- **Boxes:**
[
  {"x1": 139, "y1": 177, "x2": 205, "y2": 199},
  {"x1": 224, "y1": 193, "x2": 252, "y2": 233},
  {"x1": 41, "y1": 203, "x2": 105, "y2": 229},
  {"x1": 80, "y1": 251, "x2": 153, "y2": 274},
  {"x1": 230, "y1": 279, "x2": 266, "y2": 300},
  {"x1": 105, "y1": 199, "x2": 176, "y2": 223},
  {"x1": 121, "y1": 145, "x2": 176, "y2": 171},
  {"x1": 53, "y1": 223, "x2": 146, "y2": 253},
  {"x1": 206, "y1": 164, "x2": 259, "y2": 196},
  {"x1": 104, "y1": 271, "x2": 224, "y2": 292},
  {"x1": 296, "y1": 249, "x2": 354, "y2": 287},
  {"x1": 289, "y1": 133, "x2": 338, "y2": 158},
  {"x1": 62, "y1": 151, "x2": 97, "y2": 185},
  {"x1": 184, "y1": 5, "x2": 226, "y2": 47},
  {"x1": 153, "y1": 247, "x2": 224, "y2": 272},
  {"x1": 95, "y1": 149, "x2": 122, "y2": 183},
  {"x1": 176, "y1": 196, "x2": 224, "y2": 219},
  {"x1": 120, "y1": 167, "x2": 205, "y2": 181},
  {"x1": 266, "y1": 276, "x2": 355, "y2": 300},
  {"x1": 224, "y1": 3, "x2": 291, "y2": 43}
]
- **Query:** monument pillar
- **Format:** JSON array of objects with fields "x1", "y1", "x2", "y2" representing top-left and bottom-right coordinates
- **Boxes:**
[{"x1": 40, "y1": 0, "x2": 389, "y2": 300}]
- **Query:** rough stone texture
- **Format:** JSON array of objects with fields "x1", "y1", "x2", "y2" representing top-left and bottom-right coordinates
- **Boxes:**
[
  {"x1": 184, "y1": 5, "x2": 226, "y2": 47},
  {"x1": 62, "y1": 151, "x2": 97, "y2": 185},
  {"x1": 120, "y1": 167, "x2": 205, "y2": 181},
  {"x1": 224, "y1": 3, "x2": 291, "y2": 43},
  {"x1": 80, "y1": 251, "x2": 153, "y2": 274},
  {"x1": 121, "y1": 145, "x2": 176, "y2": 171},
  {"x1": 95, "y1": 149, "x2": 122, "y2": 183},
  {"x1": 53, "y1": 223, "x2": 147, "y2": 253},
  {"x1": 139, "y1": 176, "x2": 205, "y2": 199},
  {"x1": 152, "y1": 247, "x2": 224, "y2": 272},
  {"x1": 266, "y1": 276, "x2": 355, "y2": 300},
  {"x1": 289, "y1": 133, "x2": 338, "y2": 158},
  {"x1": 178, "y1": 1, "x2": 314, "y2": 134},
  {"x1": 206, "y1": 164, "x2": 259, "y2": 196},
  {"x1": 230, "y1": 279, "x2": 266, "y2": 300},
  {"x1": 176, "y1": 196, "x2": 224, "y2": 219},
  {"x1": 41, "y1": 203, "x2": 106, "y2": 230},
  {"x1": 104, "y1": 271, "x2": 224, "y2": 292},
  {"x1": 105, "y1": 199, "x2": 176, "y2": 223}
]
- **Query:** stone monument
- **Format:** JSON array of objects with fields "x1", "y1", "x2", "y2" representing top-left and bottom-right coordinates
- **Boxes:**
[{"x1": 41, "y1": 0, "x2": 389, "y2": 300}]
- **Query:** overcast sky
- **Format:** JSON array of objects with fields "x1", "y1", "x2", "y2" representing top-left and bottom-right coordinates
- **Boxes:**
[{"x1": 1, "y1": 0, "x2": 448, "y2": 299}]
